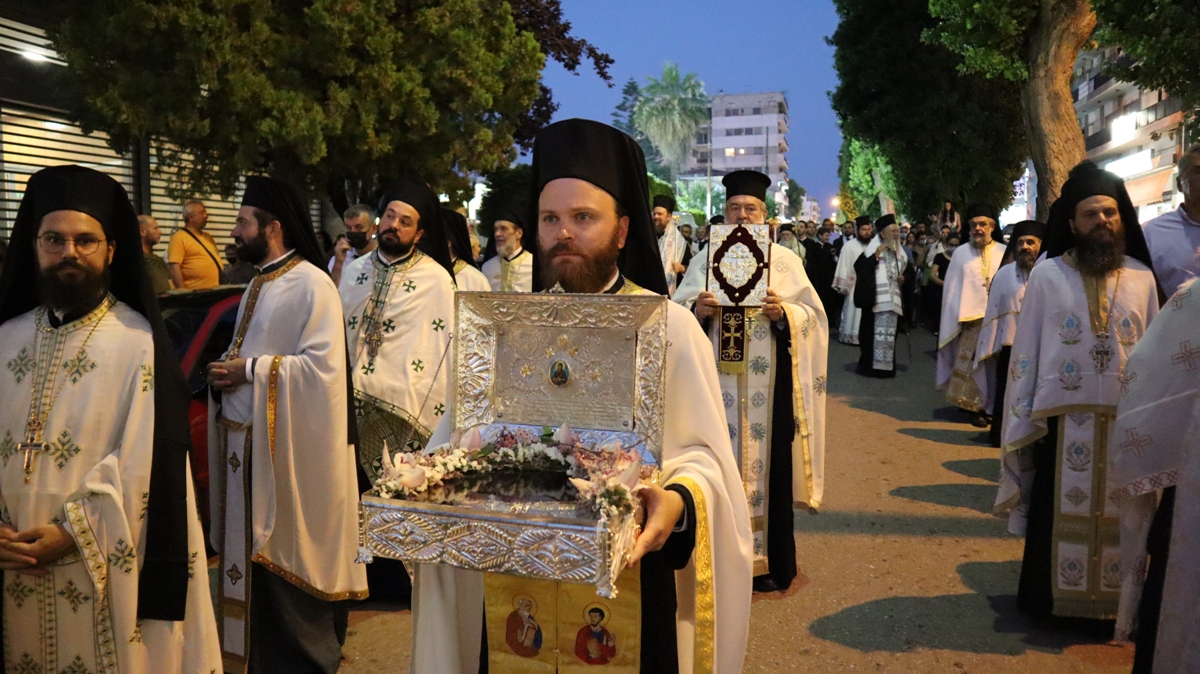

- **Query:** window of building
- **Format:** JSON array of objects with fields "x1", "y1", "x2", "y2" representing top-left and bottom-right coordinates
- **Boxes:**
[
  {"x1": 737, "y1": 148, "x2": 746, "y2": 155},
  {"x1": 752, "y1": 107, "x2": 762, "y2": 115},
  {"x1": 724, "y1": 148, "x2": 735, "y2": 157},
  {"x1": 733, "y1": 128, "x2": 744, "y2": 136},
  {"x1": 751, "y1": 147, "x2": 764, "y2": 155}
]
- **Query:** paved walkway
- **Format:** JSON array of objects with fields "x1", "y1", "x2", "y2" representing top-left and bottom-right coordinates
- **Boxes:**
[{"x1": 341, "y1": 327, "x2": 1134, "y2": 673}]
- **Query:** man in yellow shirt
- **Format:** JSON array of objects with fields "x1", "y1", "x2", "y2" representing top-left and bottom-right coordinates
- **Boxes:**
[{"x1": 167, "y1": 199, "x2": 222, "y2": 289}]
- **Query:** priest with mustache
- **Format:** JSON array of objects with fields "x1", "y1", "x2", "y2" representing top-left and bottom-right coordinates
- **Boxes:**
[
  {"x1": 206, "y1": 176, "x2": 368, "y2": 673},
  {"x1": 994, "y1": 162, "x2": 1159, "y2": 625},
  {"x1": 674, "y1": 170, "x2": 829, "y2": 594},
  {"x1": 973, "y1": 220, "x2": 1046, "y2": 447},
  {"x1": 408, "y1": 119, "x2": 753, "y2": 673},
  {"x1": 0, "y1": 165, "x2": 220, "y2": 673}
]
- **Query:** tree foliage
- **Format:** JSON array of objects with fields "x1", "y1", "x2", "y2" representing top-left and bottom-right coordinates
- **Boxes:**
[
  {"x1": 612, "y1": 78, "x2": 669, "y2": 181},
  {"x1": 675, "y1": 181, "x2": 724, "y2": 219},
  {"x1": 477, "y1": 164, "x2": 532, "y2": 238},
  {"x1": 785, "y1": 179, "x2": 806, "y2": 219},
  {"x1": 50, "y1": 0, "x2": 606, "y2": 201},
  {"x1": 647, "y1": 173, "x2": 675, "y2": 206},
  {"x1": 923, "y1": 0, "x2": 1095, "y2": 218},
  {"x1": 633, "y1": 63, "x2": 710, "y2": 181},
  {"x1": 830, "y1": 0, "x2": 1027, "y2": 219},
  {"x1": 1094, "y1": 0, "x2": 1200, "y2": 133},
  {"x1": 508, "y1": 0, "x2": 613, "y2": 150},
  {"x1": 839, "y1": 138, "x2": 897, "y2": 221},
  {"x1": 924, "y1": 0, "x2": 1037, "y2": 80},
  {"x1": 836, "y1": 184, "x2": 859, "y2": 222}
]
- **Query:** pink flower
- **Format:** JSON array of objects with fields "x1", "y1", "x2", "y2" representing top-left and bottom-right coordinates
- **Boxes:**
[
  {"x1": 452, "y1": 427, "x2": 484, "y2": 452},
  {"x1": 553, "y1": 424, "x2": 580, "y2": 447},
  {"x1": 399, "y1": 466, "x2": 428, "y2": 490}
]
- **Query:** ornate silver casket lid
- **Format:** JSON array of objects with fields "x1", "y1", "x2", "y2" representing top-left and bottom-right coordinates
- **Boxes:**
[{"x1": 360, "y1": 292, "x2": 668, "y2": 598}]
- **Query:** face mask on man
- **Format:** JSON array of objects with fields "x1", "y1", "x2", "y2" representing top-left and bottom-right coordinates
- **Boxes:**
[{"x1": 345, "y1": 231, "x2": 370, "y2": 249}]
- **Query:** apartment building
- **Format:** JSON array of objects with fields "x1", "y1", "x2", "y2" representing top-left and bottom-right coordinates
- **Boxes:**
[
  {"x1": 1074, "y1": 48, "x2": 1186, "y2": 222},
  {"x1": 682, "y1": 91, "x2": 791, "y2": 208}
]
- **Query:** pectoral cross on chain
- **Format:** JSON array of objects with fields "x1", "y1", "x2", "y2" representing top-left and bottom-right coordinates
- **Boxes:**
[
  {"x1": 18, "y1": 419, "x2": 47, "y2": 484},
  {"x1": 364, "y1": 324, "x2": 384, "y2": 365},
  {"x1": 1091, "y1": 333, "x2": 1114, "y2": 374}
]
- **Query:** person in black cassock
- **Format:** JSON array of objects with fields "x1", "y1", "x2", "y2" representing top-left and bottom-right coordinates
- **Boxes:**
[
  {"x1": 0, "y1": 165, "x2": 221, "y2": 671},
  {"x1": 408, "y1": 119, "x2": 753, "y2": 674},
  {"x1": 852, "y1": 214, "x2": 909, "y2": 378}
]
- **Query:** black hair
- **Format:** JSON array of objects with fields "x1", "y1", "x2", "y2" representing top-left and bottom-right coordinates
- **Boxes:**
[
  {"x1": 588, "y1": 607, "x2": 605, "y2": 620},
  {"x1": 252, "y1": 207, "x2": 295, "y2": 249}
]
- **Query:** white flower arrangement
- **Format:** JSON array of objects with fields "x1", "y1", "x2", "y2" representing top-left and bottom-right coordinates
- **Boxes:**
[{"x1": 373, "y1": 424, "x2": 656, "y2": 520}]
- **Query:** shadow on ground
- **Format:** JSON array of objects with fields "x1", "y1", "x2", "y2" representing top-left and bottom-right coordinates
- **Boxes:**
[
  {"x1": 889, "y1": 484, "x2": 998, "y2": 513},
  {"x1": 896, "y1": 427, "x2": 988, "y2": 446},
  {"x1": 809, "y1": 561, "x2": 1115, "y2": 656},
  {"x1": 793, "y1": 511, "x2": 1010, "y2": 538},
  {"x1": 944, "y1": 458, "x2": 1000, "y2": 482}
]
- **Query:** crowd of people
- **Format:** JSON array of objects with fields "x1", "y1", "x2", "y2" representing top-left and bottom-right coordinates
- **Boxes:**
[{"x1": 0, "y1": 119, "x2": 1196, "y2": 674}]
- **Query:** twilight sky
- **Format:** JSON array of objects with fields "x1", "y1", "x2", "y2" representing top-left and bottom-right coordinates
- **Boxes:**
[{"x1": 540, "y1": 0, "x2": 843, "y2": 214}]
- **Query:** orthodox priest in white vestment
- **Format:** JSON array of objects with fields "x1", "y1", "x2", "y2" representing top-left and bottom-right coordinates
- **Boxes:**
[
  {"x1": 653, "y1": 194, "x2": 692, "y2": 295},
  {"x1": 340, "y1": 182, "x2": 458, "y2": 476},
  {"x1": 340, "y1": 188, "x2": 459, "y2": 604},
  {"x1": 410, "y1": 119, "x2": 753, "y2": 674},
  {"x1": 481, "y1": 206, "x2": 534, "y2": 292},
  {"x1": 0, "y1": 165, "x2": 220, "y2": 673},
  {"x1": 995, "y1": 163, "x2": 1159, "y2": 624},
  {"x1": 937, "y1": 203, "x2": 1006, "y2": 424},
  {"x1": 442, "y1": 208, "x2": 491, "y2": 292},
  {"x1": 207, "y1": 176, "x2": 368, "y2": 673},
  {"x1": 831, "y1": 215, "x2": 873, "y2": 345},
  {"x1": 973, "y1": 220, "x2": 1046, "y2": 446},
  {"x1": 674, "y1": 169, "x2": 828, "y2": 595},
  {"x1": 1112, "y1": 278, "x2": 1200, "y2": 672}
]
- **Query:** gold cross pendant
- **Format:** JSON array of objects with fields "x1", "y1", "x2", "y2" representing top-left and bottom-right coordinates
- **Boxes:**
[{"x1": 18, "y1": 436, "x2": 47, "y2": 484}]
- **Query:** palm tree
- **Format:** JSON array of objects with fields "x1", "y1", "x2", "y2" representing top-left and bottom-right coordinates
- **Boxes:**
[{"x1": 633, "y1": 63, "x2": 710, "y2": 182}]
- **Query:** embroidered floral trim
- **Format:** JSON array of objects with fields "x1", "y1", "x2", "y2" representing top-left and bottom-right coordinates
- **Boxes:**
[
  {"x1": 1059, "y1": 313, "x2": 1083, "y2": 345},
  {"x1": 1058, "y1": 359, "x2": 1083, "y2": 391}
]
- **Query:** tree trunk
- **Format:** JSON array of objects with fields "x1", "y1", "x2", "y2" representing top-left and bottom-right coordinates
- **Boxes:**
[{"x1": 1022, "y1": 0, "x2": 1096, "y2": 221}]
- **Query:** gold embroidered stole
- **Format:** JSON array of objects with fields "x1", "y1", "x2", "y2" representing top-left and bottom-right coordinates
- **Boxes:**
[
  {"x1": 719, "y1": 309, "x2": 771, "y2": 575},
  {"x1": 1050, "y1": 412, "x2": 1122, "y2": 619}
]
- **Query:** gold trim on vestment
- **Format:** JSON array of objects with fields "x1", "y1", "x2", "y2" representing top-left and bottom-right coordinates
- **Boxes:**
[
  {"x1": 665, "y1": 476, "x2": 713, "y2": 674},
  {"x1": 784, "y1": 303, "x2": 818, "y2": 511},
  {"x1": 266, "y1": 355, "x2": 283, "y2": 460},
  {"x1": 227, "y1": 256, "x2": 304, "y2": 359},
  {"x1": 251, "y1": 554, "x2": 369, "y2": 601},
  {"x1": 1050, "y1": 413, "x2": 1120, "y2": 619}
]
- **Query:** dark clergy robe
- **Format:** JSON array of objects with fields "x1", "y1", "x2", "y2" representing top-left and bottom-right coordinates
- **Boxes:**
[
  {"x1": 852, "y1": 252, "x2": 900, "y2": 378},
  {"x1": 803, "y1": 239, "x2": 839, "y2": 330},
  {"x1": 479, "y1": 274, "x2": 698, "y2": 674},
  {"x1": 988, "y1": 347, "x2": 1012, "y2": 447}
]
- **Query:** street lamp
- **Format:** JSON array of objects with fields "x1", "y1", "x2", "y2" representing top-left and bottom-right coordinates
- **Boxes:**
[{"x1": 831, "y1": 197, "x2": 840, "y2": 208}]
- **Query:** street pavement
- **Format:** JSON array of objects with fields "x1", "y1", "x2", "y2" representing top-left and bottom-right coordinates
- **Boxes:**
[{"x1": 341, "y1": 326, "x2": 1134, "y2": 673}]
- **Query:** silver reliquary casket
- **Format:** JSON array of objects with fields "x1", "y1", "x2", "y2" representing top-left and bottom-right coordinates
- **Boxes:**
[{"x1": 359, "y1": 292, "x2": 668, "y2": 598}]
